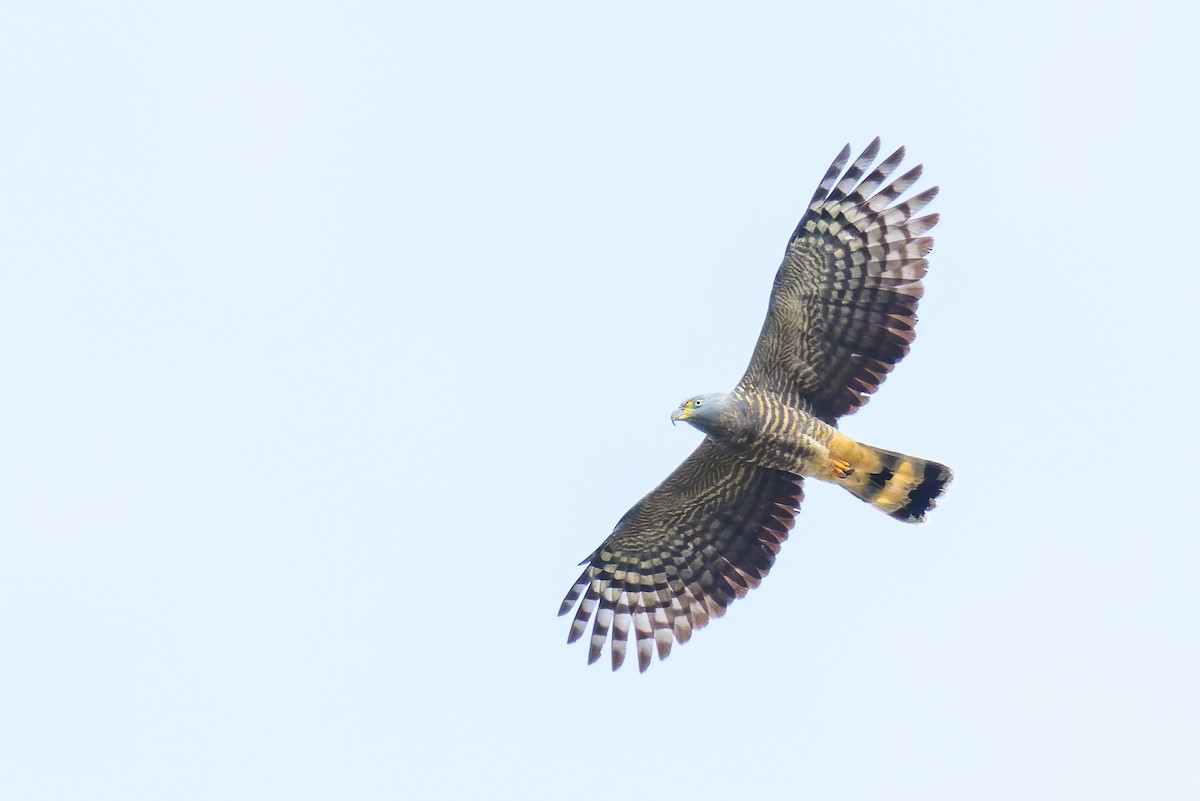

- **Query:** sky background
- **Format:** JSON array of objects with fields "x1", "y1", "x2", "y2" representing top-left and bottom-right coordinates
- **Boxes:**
[{"x1": 3, "y1": 1, "x2": 1198, "y2": 798}]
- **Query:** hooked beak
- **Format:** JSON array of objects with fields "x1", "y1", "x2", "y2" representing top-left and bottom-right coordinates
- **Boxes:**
[{"x1": 670, "y1": 407, "x2": 690, "y2": 426}]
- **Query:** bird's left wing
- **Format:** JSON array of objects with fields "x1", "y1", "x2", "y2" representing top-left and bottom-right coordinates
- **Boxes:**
[
  {"x1": 741, "y1": 138, "x2": 939, "y2": 422},
  {"x1": 560, "y1": 438, "x2": 803, "y2": 672}
]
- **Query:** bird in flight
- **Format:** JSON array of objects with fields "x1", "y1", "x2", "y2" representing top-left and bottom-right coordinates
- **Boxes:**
[{"x1": 560, "y1": 138, "x2": 953, "y2": 672}]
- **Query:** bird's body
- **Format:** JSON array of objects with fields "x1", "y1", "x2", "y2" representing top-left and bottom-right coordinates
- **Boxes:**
[
  {"x1": 679, "y1": 386, "x2": 840, "y2": 478},
  {"x1": 560, "y1": 139, "x2": 954, "y2": 671},
  {"x1": 675, "y1": 386, "x2": 950, "y2": 521}
]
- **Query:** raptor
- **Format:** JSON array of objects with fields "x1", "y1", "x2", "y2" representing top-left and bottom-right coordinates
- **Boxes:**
[{"x1": 560, "y1": 139, "x2": 953, "y2": 672}]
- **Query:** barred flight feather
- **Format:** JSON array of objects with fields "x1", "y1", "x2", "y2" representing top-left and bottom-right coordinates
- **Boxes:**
[
  {"x1": 743, "y1": 137, "x2": 941, "y2": 420},
  {"x1": 559, "y1": 441, "x2": 803, "y2": 672},
  {"x1": 561, "y1": 139, "x2": 951, "y2": 671}
]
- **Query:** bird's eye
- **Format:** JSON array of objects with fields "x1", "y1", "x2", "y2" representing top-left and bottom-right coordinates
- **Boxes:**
[{"x1": 694, "y1": 398, "x2": 703, "y2": 407}]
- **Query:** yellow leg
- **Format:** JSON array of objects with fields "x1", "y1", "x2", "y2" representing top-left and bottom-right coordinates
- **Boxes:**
[{"x1": 830, "y1": 458, "x2": 855, "y2": 479}]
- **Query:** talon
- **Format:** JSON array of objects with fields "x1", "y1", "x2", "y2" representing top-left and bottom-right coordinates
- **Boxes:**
[{"x1": 832, "y1": 458, "x2": 855, "y2": 479}]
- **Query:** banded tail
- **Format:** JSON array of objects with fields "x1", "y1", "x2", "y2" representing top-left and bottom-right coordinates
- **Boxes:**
[{"x1": 834, "y1": 439, "x2": 953, "y2": 523}]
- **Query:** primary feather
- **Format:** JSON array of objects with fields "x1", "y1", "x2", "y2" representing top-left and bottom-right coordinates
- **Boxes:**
[{"x1": 561, "y1": 139, "x2": 953, "y2": 671}]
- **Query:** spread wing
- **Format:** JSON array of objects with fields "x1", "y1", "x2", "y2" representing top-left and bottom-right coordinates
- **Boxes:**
[
  {"x1": 741, "y1": 138, "x2": 939, "y2": 422},
  {"x1": 559, "y1": 439, "x2": 804, "y2": 672}
]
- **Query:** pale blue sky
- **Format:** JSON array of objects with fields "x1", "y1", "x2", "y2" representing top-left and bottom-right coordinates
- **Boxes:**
[{"x1": 3, "y1": 1, "x2": 1198, "y2": 798}]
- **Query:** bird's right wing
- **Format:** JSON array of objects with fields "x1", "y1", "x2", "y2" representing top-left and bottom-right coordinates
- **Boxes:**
[{"x1": 559, "y1": 439, "x2": 803, "y2": 672}]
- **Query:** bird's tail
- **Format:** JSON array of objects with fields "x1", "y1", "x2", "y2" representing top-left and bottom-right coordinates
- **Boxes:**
[{"x1": 834, "y1": 440, "x2": 953, "y2": 523}]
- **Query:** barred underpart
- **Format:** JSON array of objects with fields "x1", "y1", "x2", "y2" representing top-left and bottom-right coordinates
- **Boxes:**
[{"x1": 561, "y1": 139, "x2": 950, "y2": 672}]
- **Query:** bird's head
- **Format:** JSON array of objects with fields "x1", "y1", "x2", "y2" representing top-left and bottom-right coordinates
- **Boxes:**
[{"x1": 670, "y1": 393, "x2": 728, "y2": 433}]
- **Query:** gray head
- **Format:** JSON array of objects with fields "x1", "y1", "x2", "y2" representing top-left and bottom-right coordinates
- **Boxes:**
[{"x1": 669, "y1": 392, "x2": 730, "y2": 434}]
